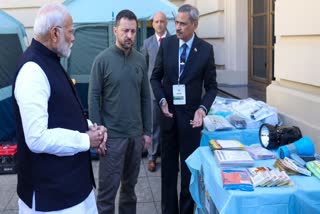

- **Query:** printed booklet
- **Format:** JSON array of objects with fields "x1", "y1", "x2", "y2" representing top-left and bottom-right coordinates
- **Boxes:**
[
  {"x1": 209, "y1": 139, "x2": 245, "y2": 151},
  {"x1": 245, "y1": 145, "x2": 276, "y2": 160},
  {"x1": 214, "y1": 150, "x2": 254, "y2": 167},
  {"x1": 221, "y1": 168, "x2": 254, "y2": 191}
]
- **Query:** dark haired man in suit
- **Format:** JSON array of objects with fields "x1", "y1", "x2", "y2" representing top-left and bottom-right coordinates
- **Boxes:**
[{"x1": 150, "y1": 4, "x2": 217, "y2": 214}]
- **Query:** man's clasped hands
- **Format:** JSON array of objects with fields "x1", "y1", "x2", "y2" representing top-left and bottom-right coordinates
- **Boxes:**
[{"x1": 87, "y1": 123, "x2": 108, "y2": 156}]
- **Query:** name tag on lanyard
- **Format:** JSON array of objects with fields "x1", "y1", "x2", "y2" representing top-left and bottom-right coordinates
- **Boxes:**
[{"x1": 173, "y1": 84, "x2": 186, "y2": 105}]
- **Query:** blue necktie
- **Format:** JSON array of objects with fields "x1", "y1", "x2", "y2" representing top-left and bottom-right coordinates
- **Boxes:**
[{"x1": 180, "y1": 43, "x2": 188, "y2": 75}]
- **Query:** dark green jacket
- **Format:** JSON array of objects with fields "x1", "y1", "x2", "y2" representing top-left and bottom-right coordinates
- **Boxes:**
[{"x1": 89, "y1": 45, "x2": 151, "y2": 138}]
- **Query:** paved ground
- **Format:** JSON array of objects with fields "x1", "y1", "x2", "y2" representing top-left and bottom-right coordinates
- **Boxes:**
[{"x1": 0, "y1": 156, "x2": 164, "y2": 214}]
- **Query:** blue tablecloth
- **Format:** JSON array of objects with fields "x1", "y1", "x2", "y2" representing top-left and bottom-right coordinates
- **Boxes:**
[
  {"x1": 200, "y1": 129, "x2": 260, "y2": 147},
  {"x1": 186, "y1": 147, "x2": 320, "y2": 214}
]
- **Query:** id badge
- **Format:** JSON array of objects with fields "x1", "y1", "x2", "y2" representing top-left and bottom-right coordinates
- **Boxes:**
[{"x1": 173, "y1": 84, "x2": 186, "y2": 105}]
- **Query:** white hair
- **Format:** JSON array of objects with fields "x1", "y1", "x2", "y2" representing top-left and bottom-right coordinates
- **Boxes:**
[
  {"x1": 178, "y1": 4, "x2": 199, "y2": 22},
  {"x1": 33, "y1": 3, "x2": 69, "y2": 39}
]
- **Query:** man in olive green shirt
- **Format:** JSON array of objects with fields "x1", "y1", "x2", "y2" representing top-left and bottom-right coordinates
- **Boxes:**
[{"x1": 88, "y1": 9, "x2": 151, "y2": 214}]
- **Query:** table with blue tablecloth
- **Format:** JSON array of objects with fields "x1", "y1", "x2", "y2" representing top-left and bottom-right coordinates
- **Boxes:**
[
  {"x1": 200, "y1": 129, "x2": 260, "y2": 147},
  {"x1": 186, "y1": 147, "x2": 320, "y2": 214}
]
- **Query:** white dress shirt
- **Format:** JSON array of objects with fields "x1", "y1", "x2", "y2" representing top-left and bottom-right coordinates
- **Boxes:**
[
  {"x1": 155, "y1": 32, "x2": 167, "y2": 47},
  {"x1": 15, "y1": 61, "x2": 97, "y2": 214}
]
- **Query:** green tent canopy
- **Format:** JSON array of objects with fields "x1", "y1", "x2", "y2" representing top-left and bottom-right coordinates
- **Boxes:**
[
  {"x1": 0, "y1": 10, "x2": 27, "y2": 141},
  {"x1": 63, "y1": 0, "x2": 177, "y2": 111}
]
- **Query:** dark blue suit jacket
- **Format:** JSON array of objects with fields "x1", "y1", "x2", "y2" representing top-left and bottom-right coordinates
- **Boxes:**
[{"x1": 150, "y1": 34, "x2": 217, "y2": 113}]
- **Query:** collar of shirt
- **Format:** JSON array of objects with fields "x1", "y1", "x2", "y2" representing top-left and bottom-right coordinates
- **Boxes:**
[
  {"x1": 113, "y1": 44, "x2": 132, "y2": 56},
  {"x1": 178, "y1": 33, "x2": 195, "y2": 62},
  {"x1": 179, "y1": 33, "x2": 195, "y2": 49},
  {"x1": 156, "y1": 32, "x2": 167, "y2": 46},
  {"x1": 156, "y1": 32, "x2": 167, "y2": 42}
]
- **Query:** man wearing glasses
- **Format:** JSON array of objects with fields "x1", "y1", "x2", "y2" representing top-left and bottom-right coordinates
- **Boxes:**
[{"x1": 13, "y1": 3, "x2": 106, "y2": 213}]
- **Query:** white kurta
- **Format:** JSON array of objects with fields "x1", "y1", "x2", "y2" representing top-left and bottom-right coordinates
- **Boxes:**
[{"x1": 15, "y1": 62, "x2": 97, "y2": 214}]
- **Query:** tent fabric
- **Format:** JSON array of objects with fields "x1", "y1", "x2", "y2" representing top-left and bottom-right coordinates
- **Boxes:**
[
  {"x1": 0, "y1": 10, "x2": 27, "y2": 141},
  {"x1": 66, "y1": 24, "x2": 109, "y2": 109},
  {"x1": 68, "y1": 25, "x2": 109, "y2": 76},
  {"x1": 0, "y1": 10, "x2": 27, "y2": 88},
  {"x1": 0, "y1": 34, "x2": 23, "y2": 88},
  {"x1": 64, "y1": 0, "x2": 177, "y2": 23},
  {"x1": 0, "y1": 10, "x2": 27, "y2": 36}
]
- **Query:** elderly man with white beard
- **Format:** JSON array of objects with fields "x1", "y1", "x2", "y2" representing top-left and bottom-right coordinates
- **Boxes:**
[{"x1": 13, "y1": 3, "x2": 107, "y2": 214}]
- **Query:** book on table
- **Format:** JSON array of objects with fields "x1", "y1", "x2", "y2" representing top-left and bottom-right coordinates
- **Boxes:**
[
  {"x1": 209, "y1": 139, "x2": 244, "y2": 151},
  {"x1": 221, "y1": 168, "x2": 254, "y2": 191},
  {"x1": 306, "y1": 160, "x2": 320, "y2": 180},
  {"x1": 245, "y1": 145, "x2": 276, "y2": 160},
  {"x1": 214, "y1": 150, "x2": 254, "y2": 167},
  {"x1": 247, "y1": 166, "x2": 293, "y2": 187},
  {"x1": 274, "y1": 157, "x2": 311, "y2": 176}
]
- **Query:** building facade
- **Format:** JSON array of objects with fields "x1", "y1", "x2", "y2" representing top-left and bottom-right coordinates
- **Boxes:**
[
  {"x1": 267, "y1": 0, "x2": 320, "y2": 151},
  {"x1": 171, "y1": 0, "x2": 320, "y2": 151},
  {"x1": 1, "y1": 0, "x2": 319, "y2": 151}
]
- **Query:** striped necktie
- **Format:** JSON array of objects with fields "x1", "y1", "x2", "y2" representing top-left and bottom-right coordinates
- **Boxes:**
[{"x1": 180, "y1": 43, "x2": 188, "y2": 75}]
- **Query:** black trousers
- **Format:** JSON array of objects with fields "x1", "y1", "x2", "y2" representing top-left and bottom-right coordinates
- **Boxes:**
[{"x1": 160, "y1": 109, "x2": 201, "y2": 214}]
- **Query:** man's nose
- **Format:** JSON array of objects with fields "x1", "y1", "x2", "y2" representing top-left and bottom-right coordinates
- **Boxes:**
[
  {"x1": 127, "y1": 32, "x2": 133, "y2": 38},
  {"x1": 71, "y1": 33, "x2": 75, "y2": 42}
]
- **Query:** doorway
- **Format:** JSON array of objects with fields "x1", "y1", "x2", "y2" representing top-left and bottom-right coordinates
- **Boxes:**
[{"x1": 248, "y1": 0, "x2": 275, "y2": 88}]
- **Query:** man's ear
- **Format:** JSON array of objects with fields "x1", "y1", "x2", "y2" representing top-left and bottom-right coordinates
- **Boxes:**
[
  {"x1": 113, "y1": 26, "x2": 117, "y2": 36},
  {"x1": 193, "y1": 21, "x2": 198, "y2": 30},
  {"x1": 49, "y1": 27, "x2": 59, "y2": 42}
]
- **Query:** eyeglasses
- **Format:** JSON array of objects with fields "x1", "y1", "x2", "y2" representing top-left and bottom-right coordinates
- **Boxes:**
[{"x1": 55, "y1": 26, "x2": 74, "y2": 34}]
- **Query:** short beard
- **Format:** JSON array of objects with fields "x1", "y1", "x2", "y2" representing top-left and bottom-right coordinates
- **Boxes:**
[
  {"x1": 57, "y1": 36, "x2": 72, "y2": 58},
  {"x1": 118, "y1": 40, "x2": 133, "y2": 51}
]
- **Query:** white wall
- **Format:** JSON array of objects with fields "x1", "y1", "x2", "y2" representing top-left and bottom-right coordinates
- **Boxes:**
[
  {"x1": 0, "y1": 0, "x2": 63, "y2": 42},
  {"x1": 220, "y1": 0, "x2": 248, "y2": 85},
  {"x1": 190, "y1": 0, "x2": 249, "y2": 86},
  {"x1": 267, "y1": 0, "x2": 320, "y2": 152}
]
